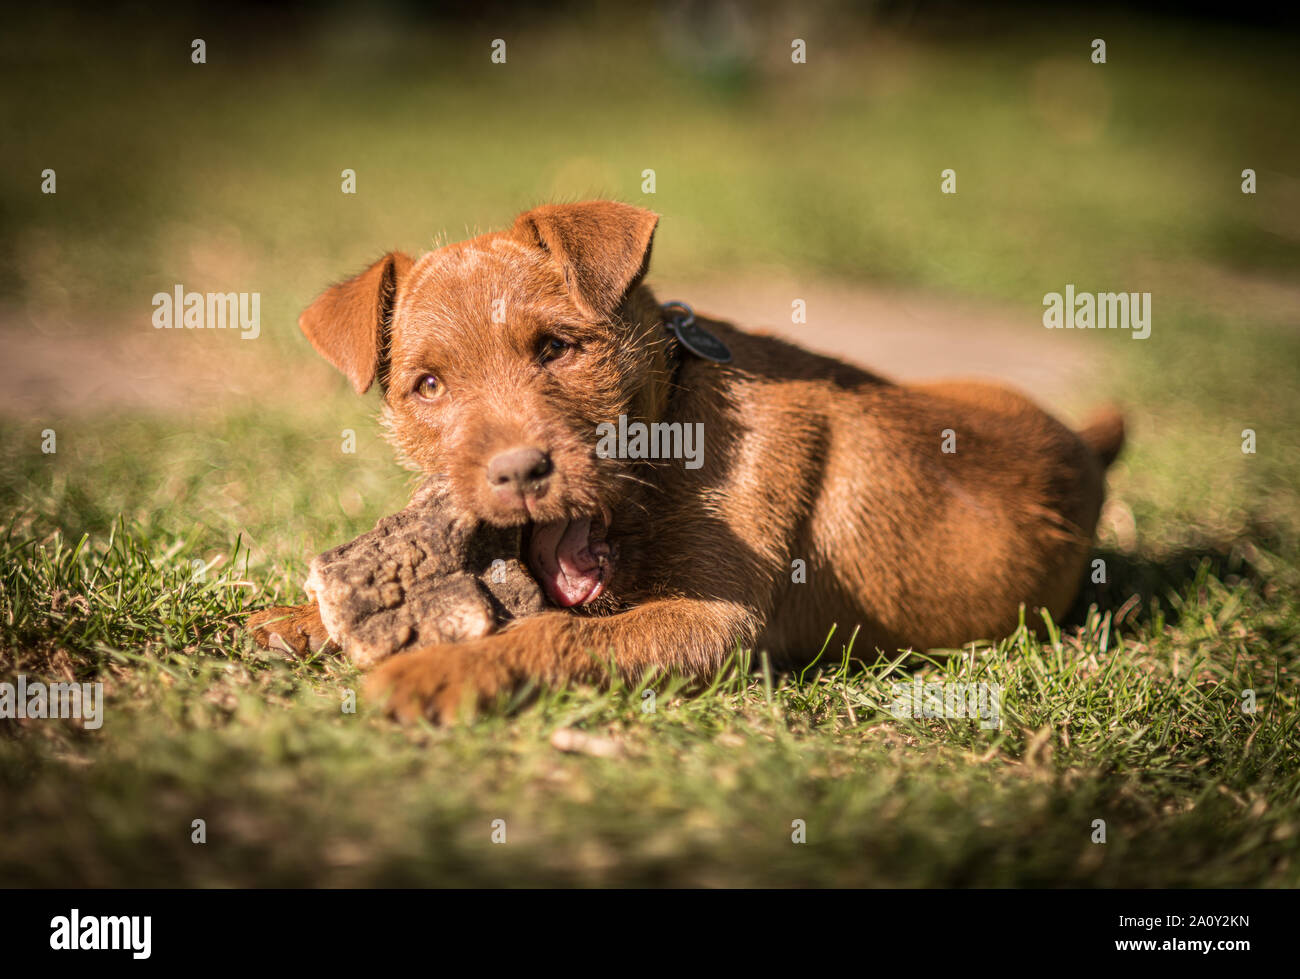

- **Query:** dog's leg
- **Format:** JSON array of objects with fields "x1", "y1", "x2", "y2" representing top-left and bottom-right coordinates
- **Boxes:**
[
  {"x1": 366, "y1": 598, "x2": 762, "y2": 723},
  {"x1": 246, "y1": 603, "x2": 335, "y2": 657}
]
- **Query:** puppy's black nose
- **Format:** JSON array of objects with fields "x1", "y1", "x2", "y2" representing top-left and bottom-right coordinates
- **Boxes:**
[{"x1": 487, "y1": 446, "x2": 553, "y2": 491}]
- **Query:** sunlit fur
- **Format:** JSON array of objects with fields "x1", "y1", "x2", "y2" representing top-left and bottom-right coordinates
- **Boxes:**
[
  {"x1": 271, "y1": 201, "x2": 1125, "y2": 724},
  {"x1": 380, "y1": 236, "x2": 669, "y2": 529}
]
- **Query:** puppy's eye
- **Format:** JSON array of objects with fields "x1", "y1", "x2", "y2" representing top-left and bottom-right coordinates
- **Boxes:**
[
  {"x1": 414, "y1": 374, "x2": 443, "y2": 400},
  {"x1": 537, "y1": 335, "x2": 571, "y2": 364}
]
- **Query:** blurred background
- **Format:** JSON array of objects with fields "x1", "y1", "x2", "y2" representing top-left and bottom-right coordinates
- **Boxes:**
[{"x1": 2, "y1": 3, "x2": 1295, "y2": 390}]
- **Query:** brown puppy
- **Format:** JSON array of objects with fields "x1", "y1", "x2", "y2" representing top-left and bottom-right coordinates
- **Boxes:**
[{"x1": 264, "y1": 200, "x2": 1123, "y2": 722}]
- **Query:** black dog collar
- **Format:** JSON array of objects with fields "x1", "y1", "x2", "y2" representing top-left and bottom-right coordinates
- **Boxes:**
[{"x1": 660, "y1": 297, "x2": 733, "y2": 382}]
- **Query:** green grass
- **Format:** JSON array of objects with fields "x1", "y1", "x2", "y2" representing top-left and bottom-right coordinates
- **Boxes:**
[
  {"x1": 1, "y1": 7, "x2": 1298, "y2": 886},
  {"x1": 1, "y1": 490, "x2": 1296, "y2": 886}
]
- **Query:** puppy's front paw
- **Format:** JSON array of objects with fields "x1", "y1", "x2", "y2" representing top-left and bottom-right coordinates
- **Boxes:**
[
  {"x1": 365, "y1": 642, "x2": 508, "y2": 724},
  {"x1": 247, "y1": 604, "x2": 335, "y2": 657}
]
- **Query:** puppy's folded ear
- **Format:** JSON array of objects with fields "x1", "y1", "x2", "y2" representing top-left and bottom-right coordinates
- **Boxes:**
[
  {"x1": 512, "y1": 201, "x2": 659, "y2": 319},
  {"x1": 299, "y1": 252, "x2": 413, "y2": 394}
]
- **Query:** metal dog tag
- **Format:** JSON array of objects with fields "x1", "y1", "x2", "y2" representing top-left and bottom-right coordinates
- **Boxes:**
[{"x1": 662, "y1": 301, "x2": 732, "y2": 364}]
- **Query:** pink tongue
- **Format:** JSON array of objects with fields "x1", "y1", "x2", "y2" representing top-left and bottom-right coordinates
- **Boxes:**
[{"x1": 528, "y1": 518, "x2": 605, "y2": 607}]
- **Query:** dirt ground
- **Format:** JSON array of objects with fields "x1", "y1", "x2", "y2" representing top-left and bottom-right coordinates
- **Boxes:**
[
  {"x1": 677, "y1": 277, "x2": 1101, "y2": 413},
  {"x1": 0, "y1": 279, "x2": 1101, "y2": 421}
]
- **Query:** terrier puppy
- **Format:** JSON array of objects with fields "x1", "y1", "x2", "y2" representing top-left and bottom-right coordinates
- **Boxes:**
[{"x1": 255, "y1": 200, "x2": 1123, "y2": 723}]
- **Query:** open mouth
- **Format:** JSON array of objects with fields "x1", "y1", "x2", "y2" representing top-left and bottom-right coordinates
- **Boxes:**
[{"x1": 526, "y1": 515, "x2": 614, "y2": 607}]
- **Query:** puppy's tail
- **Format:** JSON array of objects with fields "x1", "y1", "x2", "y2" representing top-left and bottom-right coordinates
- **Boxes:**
[{"x1": 1078, "y1": 406, "x2": 1126, "y2": 468}]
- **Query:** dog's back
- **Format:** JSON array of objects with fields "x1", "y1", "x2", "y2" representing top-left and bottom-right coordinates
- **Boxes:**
[{"x1": 669, "y1": 321, "x2": 1121, "y2": 659}]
